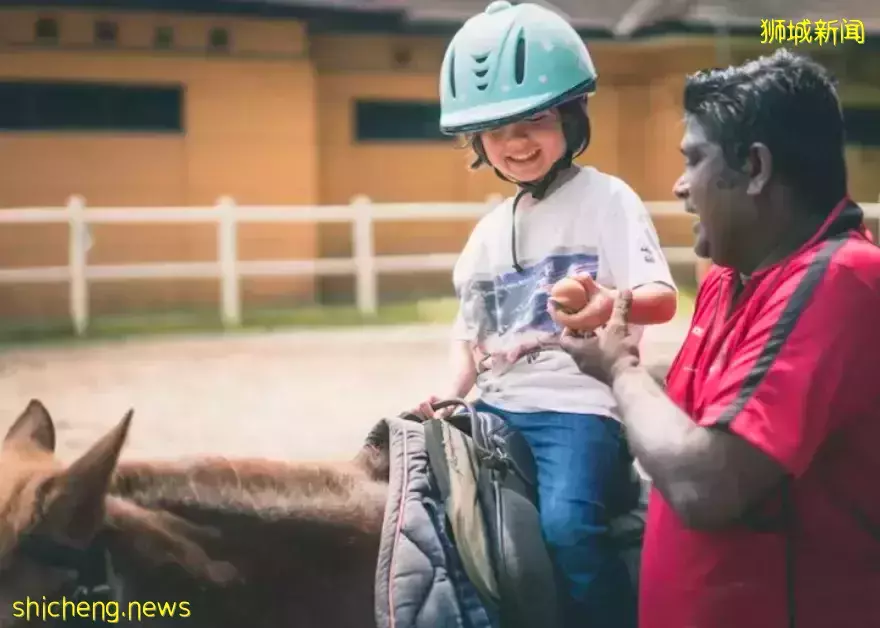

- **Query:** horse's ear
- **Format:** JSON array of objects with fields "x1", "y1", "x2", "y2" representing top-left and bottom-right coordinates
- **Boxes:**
[
  {"x1": 45, "y1": 410, "x2": 133, "y2": 544},
  {"x1": 3, "y1": 399, "x2": 56, "y2": 453}
]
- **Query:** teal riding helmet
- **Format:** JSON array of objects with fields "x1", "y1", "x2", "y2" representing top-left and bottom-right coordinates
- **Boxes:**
[{"x1": 439, "y1": 0, "x2": 598, "y2": 135}]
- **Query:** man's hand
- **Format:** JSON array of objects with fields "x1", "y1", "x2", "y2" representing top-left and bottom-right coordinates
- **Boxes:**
[
  {"x1": 558, "y1": 289, "x2": 640, "y2": 385},
  {"x1": 548, "y1": 274, "x2": 616, "y2": 333}
]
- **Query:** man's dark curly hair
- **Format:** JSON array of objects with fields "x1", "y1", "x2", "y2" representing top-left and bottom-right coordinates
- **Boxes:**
[{"x1": 684, "y1": 48, "x2": 848, "y2": 214}]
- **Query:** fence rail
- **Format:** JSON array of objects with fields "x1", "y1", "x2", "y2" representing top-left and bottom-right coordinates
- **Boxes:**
[{"x1": 3, "y1": 195, "x2": 875, "y2": 336}]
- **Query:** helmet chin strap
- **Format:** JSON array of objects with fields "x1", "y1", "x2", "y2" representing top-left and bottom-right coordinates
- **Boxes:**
[
  {"x1": 502, "y1": 150, "x2": 575, "y2": 272},
  {"x1": 472, "y1": 99, "x2": 588, "y2": 273},
  {"x1": 492, "y1": 149, "x2": 574, "y2": 201}
]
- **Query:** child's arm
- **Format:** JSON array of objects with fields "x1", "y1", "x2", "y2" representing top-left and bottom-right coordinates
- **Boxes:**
[
  {"x1": 415, "y1": 340, "x2": 477, "y2": 418},
  {"x1": 550, "y1": 275, "x2": 676, "y2": 331},
  {"x1": 446, "y1": 339, "x2": 478, "y2": 398},
  {"x1": 619, "y1": 281, "x2": 677, "y2": 325},
  {"x1": 593, "y1": 180, "x2": 679, "y2": 325}
]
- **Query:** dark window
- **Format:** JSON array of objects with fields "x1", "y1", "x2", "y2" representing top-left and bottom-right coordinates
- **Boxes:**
[
  {"x1": 0, "y1": 81, "x2": 184, "y2": 133},
  {"x1": 154, "y1": 26, "x2": 174, "y2": 49},
  {"x1": 34, "y1": 17, "x2": 59, "y2": 44},
  {"x1": 391, "y1": 46, "x2": 412, "y2": 68},
  {"x1": 354, "y1": 100, "x2": 446, "y2": 142},
  {"x1": 94, "y1": 20, "x2": 118, "y2": 46},
  {"x1": 844, "y1": 108, "x2": 880, "y2": 147},
  {"x1": 208, "y1": 27, "x2": 230, "y2": 52}
]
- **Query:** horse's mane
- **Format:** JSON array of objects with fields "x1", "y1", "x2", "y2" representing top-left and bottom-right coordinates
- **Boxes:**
[
  {"x1": 92, "y1": 456, "x2": 388, "y2": 586},
  {"x1": 111, "y1": 457, "x2": 386, "y2": 528},
  {"x1": 0, "y1": 402, "x2": 391, "y2": 597}
]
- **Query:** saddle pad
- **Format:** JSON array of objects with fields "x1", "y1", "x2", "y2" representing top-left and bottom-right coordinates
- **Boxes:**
[
  {"x1": 424, "y1": 410, "x2": 559, "y2": 628},
  {"x1": 425, "y1": 418, "x2": 500, "y2": 606},
  {"x1": 366, "y1": 417, "x2": 497, "y2": 628}
]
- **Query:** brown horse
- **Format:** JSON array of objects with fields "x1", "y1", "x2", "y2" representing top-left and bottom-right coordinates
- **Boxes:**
[{"x1": 0, "y1": 400, "x2": 391, "y2": 628}]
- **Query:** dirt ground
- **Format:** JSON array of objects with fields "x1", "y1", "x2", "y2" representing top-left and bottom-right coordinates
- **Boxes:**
[{"x1": 0, "y1": 318, "x2": 690, "y2": 464}]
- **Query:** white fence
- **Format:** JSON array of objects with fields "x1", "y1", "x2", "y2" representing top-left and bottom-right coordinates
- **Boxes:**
[{"x1": 2, "y1": 196, "x2": 872, "y2": 336}]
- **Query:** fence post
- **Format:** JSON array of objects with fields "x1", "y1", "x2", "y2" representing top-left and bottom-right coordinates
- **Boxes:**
[
  {"x1": 351, "y1": 195, "x2": 377, "y2": 316},
  {"x1": 217, "y1": 196, "x2": 241, "y2": 328},
  {"x1": 67, "y1": 195, "x2": 89, "y2": 337}
]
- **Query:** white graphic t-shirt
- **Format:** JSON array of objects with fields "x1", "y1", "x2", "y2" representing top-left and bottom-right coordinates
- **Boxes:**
[{"x1": 452, "y1": 166, "x2": 676, "y2": 417}]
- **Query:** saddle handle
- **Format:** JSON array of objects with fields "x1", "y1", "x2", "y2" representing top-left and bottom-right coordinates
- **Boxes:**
[
  {"x1": 430, "y1": 397, "x2": 480, "y2": 440},
  {"x1": 430, "y1": 397, "x2": 476, "y2": 417},
  {"x1": 430, "y1": 398, "x2": 536, "y2": 489}
]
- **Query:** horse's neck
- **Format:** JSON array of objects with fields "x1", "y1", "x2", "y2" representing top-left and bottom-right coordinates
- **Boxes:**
[
  {"x1": 100, "y1": 496, "x2": 237, "y2": 599},
  {"x1": 99, "y1": 458, "x2": 386, "y2": 624}
]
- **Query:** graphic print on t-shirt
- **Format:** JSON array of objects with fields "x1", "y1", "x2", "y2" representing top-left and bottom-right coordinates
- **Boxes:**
[{"x1": 458, "y1": 250, "x2": 598, "y2": 357}]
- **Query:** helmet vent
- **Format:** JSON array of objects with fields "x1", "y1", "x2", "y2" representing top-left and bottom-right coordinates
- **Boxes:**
[
  {"x1": 471, "y1": 51, "x2": 491, "y2": 91},
  {"x1": 514, "y1": 29, "x2": 526, "y2": 85},
  {"x1": 448, "y1": 51, "x2": 457, "y2": 98}
]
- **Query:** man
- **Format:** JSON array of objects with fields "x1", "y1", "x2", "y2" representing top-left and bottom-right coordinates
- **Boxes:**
[
  {"x1": 550, "y1": 49, "x2": 880, "y2": 627},
  {"x1": 694, "y1": 252, "x2": 713, "y2": 287}
]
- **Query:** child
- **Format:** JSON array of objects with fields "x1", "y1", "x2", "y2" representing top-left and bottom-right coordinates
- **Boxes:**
[{"x1": 417, "y1": 3, "x2": 678, "y2": 628}]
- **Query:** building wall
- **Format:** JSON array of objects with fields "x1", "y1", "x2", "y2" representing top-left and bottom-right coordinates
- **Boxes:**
[
  {"x1": 729, "y1": 40, "x2": 880, "y2": 203},
  {"x1": 0, "y1": 8, "x2": 319, "y2": 319},
  {"x1": 0, "y1": 10, "x2": 876, "y2": 320},
  {"x1": 308, "y1": 35, "x2": 717, "y2": 300}
]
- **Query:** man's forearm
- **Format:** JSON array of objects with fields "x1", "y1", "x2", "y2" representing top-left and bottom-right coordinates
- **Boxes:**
[
  {"x1": 610, "y1": 363, "x2": 788, "y2": 529},
  {"x1": 610, "y1": 364, "x2": 713, "y2": 521}
]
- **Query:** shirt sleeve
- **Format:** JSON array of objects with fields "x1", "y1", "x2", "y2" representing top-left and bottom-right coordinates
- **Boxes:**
[
  {"x1": 451, "y1": 306, "x2": 472, "y2": 341},
  {"x1": 700, "y1": 263, "x2": 880, "y2": 477},
  {"x1": 450, "y1": 219, "x2": 487, "y2": 343},
  {"x1": 597, "y1": 179, "x2": 677, "y2": 292}
]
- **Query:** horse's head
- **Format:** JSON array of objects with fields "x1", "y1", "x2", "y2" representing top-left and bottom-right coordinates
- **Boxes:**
[{"x1": 0, "y1": 400, "x2": 132, "y2": 625}]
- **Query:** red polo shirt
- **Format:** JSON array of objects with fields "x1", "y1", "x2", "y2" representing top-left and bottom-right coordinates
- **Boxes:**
[{"x1": 641, "y1": 198, "x2": 880, "y2": 628}]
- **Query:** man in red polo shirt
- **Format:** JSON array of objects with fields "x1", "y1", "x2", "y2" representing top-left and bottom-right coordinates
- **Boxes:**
[{"x1": 551, "y1": 49, "x2": 880, "y2": 627}]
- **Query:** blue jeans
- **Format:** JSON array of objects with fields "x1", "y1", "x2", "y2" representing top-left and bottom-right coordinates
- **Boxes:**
[{"x1": 474, "y1": 400, "x2": 637, "y2": 628}]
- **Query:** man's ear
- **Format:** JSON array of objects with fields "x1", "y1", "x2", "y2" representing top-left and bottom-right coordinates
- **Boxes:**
[{"x1": 747, "y1": 142, "x2": 773, "y2": 195}]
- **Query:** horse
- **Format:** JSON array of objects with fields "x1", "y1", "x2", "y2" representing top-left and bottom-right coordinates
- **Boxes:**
[{"x1": 0, "y1": 399, "x2": 392, "y2": 628}]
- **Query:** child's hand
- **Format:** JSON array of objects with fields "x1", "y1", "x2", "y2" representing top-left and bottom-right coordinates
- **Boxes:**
[
  {"x1": 558, "y1": 289, "x2": 640, "y2": 386},
  {"x1": 411, "y1": 395, "x2": 455, "y2": 420},
  {"x1": 548, "y1": 274, "x2": 616, "y2": 333}
]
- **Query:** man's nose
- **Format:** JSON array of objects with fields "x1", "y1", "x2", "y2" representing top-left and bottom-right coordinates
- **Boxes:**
[{"x1": 672, "y1": 175, "x2": 691, "y2": 208}]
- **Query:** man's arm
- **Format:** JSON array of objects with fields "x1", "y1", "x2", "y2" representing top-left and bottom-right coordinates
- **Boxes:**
[
  {"x1": 610, "y1": 265, "x2": 877, "y2": 530},
  {"x1": 610, "y1": 364, "x2": 785, "y2": 529}
]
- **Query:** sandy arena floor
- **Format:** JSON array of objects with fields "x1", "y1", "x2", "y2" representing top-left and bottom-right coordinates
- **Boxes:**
[{"x1": 0, "y1": 320, "x2": 689, "y2": 464}]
